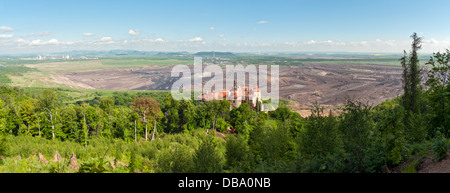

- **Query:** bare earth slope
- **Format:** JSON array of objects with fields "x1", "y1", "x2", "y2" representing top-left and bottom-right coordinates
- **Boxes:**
[
  {"x1": 58, "y1": 63, "x2": 403, "y2": 114},
  {"x1": 418, "y1": 153, "x2": 450, "y2": 173},
  {"x1": 279, "y1": 63, "x2": 402, "y2": 108}
]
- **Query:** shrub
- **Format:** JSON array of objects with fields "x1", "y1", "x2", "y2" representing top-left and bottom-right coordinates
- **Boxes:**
[
  {"x1": 225, "y1": 134, "x2": 253, "y2": 172},
  {"x1": 431, "y1": 136, "x2": 448, "y2": 162},
  {"x1": 156, "y1": 143, "x2": 194, "y2": 173},
  {"x1": 401, "y1": 159, "x2": 421, "y2": 173},
  {"x1": 0, "y1": 135, "x2": 7, "y2": 157},
  {"x1": 193, "y1": 136, "x2": 224, "y2": 173}
]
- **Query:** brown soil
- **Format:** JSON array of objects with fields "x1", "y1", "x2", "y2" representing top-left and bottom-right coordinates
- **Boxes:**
[
  {"x1": 390, "y1": 152, "x2": 450, "y2": 173},
  {"x1": 62, "y1": 66, "x2": 175, "y2": 90},
  {"x1": 418, "y1": 153, "x2": 450, "y2": 173},
  {"x1": 280, "y1": 63, "x2": 402, "y2": 110},
  {"x1": 58, "y1": 63, "x2": 403, "y2": 116}
]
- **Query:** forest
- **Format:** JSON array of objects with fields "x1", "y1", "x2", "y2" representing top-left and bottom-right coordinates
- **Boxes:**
[{"x1": 0, "y1": 34, "x2": 448, "y2": 173}]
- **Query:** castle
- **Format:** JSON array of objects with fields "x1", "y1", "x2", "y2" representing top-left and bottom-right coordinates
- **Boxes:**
[{"x1": 198, "y1": 80, "x2": 264, "y2": 111}]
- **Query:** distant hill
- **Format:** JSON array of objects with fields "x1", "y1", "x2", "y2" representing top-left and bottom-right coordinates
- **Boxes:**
[{"x1": 194, "y1": 52, "x2": 235, "y2": 57}]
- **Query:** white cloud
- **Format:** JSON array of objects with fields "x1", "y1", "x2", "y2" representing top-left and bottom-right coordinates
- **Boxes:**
[
  {"x1": 306, "y1": 40, "x2": 316, "y2": 45},
  {"x1": 188, "y1": 37, "x2": 203, "y2": 42},
  {"x1": 14, "y1": 38, "x2": 75, "y2": 47},
  {"x1": 14, "y1": 38, "x2": 28, "y2": 44},
  {"x1": 0, "y1": 26, "x2": 13, "y2": 32},
  {"x1": 28, "y1": 31, "x2": 51, "y2": 37},
  {"x1": 48, "y1": 39, "x2": 59, "y2": 44},
  {"x1": 128, "y1": 29, "x2": 140, "y2": 36},
  {"x1": 424, "y1": 38, "x2": 439, "y2": 44},
  {"x1": 28, "y1": 40, "x2": 42, "y2": 46},
  {"x1": 0, "y1": 34, "x2": 13, "y2": 38},
  {"x1": 422, "y1": 38, "x2": 450, "y2": 52},
  {"x1": 155, "y1": 38, "x2": 166, "y2": 42},
  {"x1": 83, "y1": 33, "x2": 94, "y2": 37},
  {"x1": 3, "y1": 32, "x2": 449, "y2": 54},
  {"x1": 132, "y1": 37, "x2": 167, "y2": 43},
  {"x1": 100, "y1": 37, "x2": 112, "y2": 41},
  {"x1": 209, "y1": 27, "x2": 215, "y2": 30},
  {"x1": 29, "y1": 39, "x2": 60, "y2": 46},
  {"x1": 257, "y1": 21, "x2": 269, "y2": 24}
]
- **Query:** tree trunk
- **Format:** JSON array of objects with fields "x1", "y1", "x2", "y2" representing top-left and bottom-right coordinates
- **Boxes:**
[
  {"x1": 134, "y1": 119, "x2": 137, "y2": 142},
  {"x1": 144, "y1": 114, "x2": 148, "y2": 141},
  {"x1": 83, "y1": 112, "x2": 87, "y2": 146},
  {"x1": 50, "y1": 112, "x2": 55, "y2": 140},
  {"x1": 145, "y1": 123, "x2": 148, "y2": 141},
  {"x1": 151, "y1": 119, "x2": 157, "y2": 141},
  {"x1": 442, "y1": 79, "x2": 446, "y2": 125}
]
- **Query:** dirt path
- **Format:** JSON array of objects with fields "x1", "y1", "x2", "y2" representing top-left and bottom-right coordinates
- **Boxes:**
[{"x1": 418, "y1": 153, "x2": 450, "y2": 173}]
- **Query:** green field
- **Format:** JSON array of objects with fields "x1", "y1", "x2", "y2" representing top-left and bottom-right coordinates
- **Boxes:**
[{"x1": 102, "y1": 59, "x2": 191, "y2": 66}]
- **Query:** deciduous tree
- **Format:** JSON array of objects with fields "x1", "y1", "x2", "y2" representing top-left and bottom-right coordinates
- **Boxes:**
[
  {"x1": 37, "y1": 90, "x2": 59, "y2": 140},
  {"x1": 132, "y1": 97, "x2": 162, "y2": 141}
]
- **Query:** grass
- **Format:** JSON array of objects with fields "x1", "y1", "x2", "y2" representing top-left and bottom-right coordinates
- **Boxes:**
[
  {"x1": 25, "y1": 60, "x2": 110, "y2": 73},
  {"x1": 401, "y1": 159, "x2": 421, "y2": 173},
  {"x1": 7, "y1": 72, "x2": 72, "y2": 88},
  {"x1": 0, "y1": 65, "x2": 37, "y2": 84},
  {"x1": 16, "y1": 87, "x2": 169, "y2": 104},
  {"x1": 102, "y1": 59, "x2": 191, "y2": 66},
  {"x1": 307, "y1": 59, "x2": 402, "y2": 66}
]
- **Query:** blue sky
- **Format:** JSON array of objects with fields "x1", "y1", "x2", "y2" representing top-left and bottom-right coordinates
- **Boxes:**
[{"x1": 1, "y1": 0, "x2": 450, "y2": 54}]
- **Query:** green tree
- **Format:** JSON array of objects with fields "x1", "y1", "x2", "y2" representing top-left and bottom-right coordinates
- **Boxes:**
[
  {"x1": 297, "y1": 103, "x2": 344, "y2": 172},
  {"x1": 372, "y1": 102, "x2": 407, "y2": 167},
  {"x1": 425, "y1": 49, "x2": 450, "y2": 137},
  {"x1": 157, "y1": 144, "x2": 194, "y2": 173},
  {"x1": 75, "y1": 103, "x2": 90, "y2": 145},
  {"x1": 337, "y1": 100, "x2": 373, "y2": 173},
  {"x1": 0, "y1": 99, "x2": 7, "y2": 135},
  {"x1": 205, "y1": 99, "x2": 230, "y2": 134},
  {"x1": 259, "y1": 120, "x2": 293, "y2": 168},
  {"x1": 59, "y1": 104, "x2": 78, "y2": 140},
  {"x1": 113, "y1": 106, "x2": 132, "y2": 140},
  {"x1": 230, "y1": 103, "x2": 256, "y2": 141},
  {"x1": 225, "y1": 134, "x2": 253, "y2": 172},
  {"x1": 129, "y1": 112, "x2": 139, "y2": 142},
  {"x1": 269, "y1": 105, "x2": 304, "y2": 138},
  {"x1": 400, "y1": 32, "x2": 424, "y2": 114},
  {"x1": 178, "y1": 99, "x2": 197, "y2": 133},
  {"x1": 193, "y1": 136, "x2": 224, "y2": 173},
  {"x1": 132, "y1": 97, "x2": 162, "y2": 141},
  {"x1": 37, "y1": 89, "x2": 60, "y2": 140},
  {"x1": 194, "y1": 102, "x2": 212, "y2": 130},
  {"x1": 161, "y1": 93, "x2": 180, "y2": 133},
  {"x1": 100, "y1": 97, "x2": 115, "y2": 137},
  {"x1": 19, "y1": 99, "x2": 37, "y2": 136}
]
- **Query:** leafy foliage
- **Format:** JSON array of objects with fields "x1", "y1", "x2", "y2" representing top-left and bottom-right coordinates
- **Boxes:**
[{"x1": 193, "y1": 136, "x2": 224, "y2": 173}]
